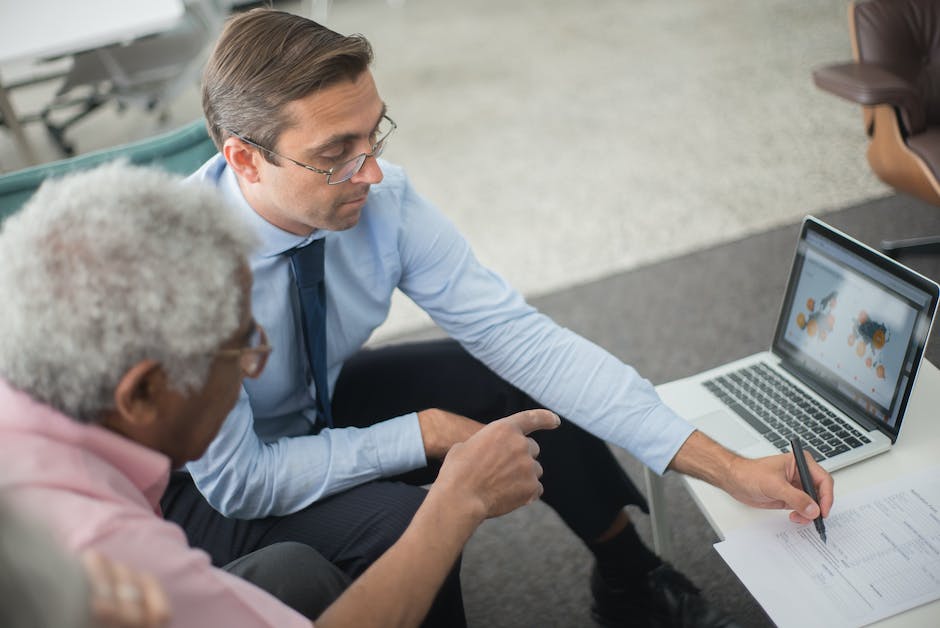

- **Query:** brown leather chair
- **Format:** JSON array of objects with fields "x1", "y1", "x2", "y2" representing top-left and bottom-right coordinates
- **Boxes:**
[{"x1": 813, "y1": 0, "x2": 940, "y2": 258}]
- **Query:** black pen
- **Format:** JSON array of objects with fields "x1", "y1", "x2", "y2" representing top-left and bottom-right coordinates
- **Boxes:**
[{"x1": 789, "y1": 436, "x2": 827, "y2": 544}]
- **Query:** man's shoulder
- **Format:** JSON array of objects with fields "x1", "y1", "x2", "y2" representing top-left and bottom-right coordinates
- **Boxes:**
[{"x1": 363, "y1": 159, "x2": 442, "y2": 222}]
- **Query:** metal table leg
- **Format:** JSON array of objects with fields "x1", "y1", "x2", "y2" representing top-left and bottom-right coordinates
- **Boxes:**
[
  {"x1": 0, "y1": 77, "x2": 39, "y2": 166},
  {"x1": 644, "y1": 466, "x2": 674, "y2": 562}
]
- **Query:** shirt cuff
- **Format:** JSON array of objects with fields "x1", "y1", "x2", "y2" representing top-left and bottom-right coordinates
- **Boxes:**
[
  {"x1": 372, "y1": 412, "x2": 428, "y2": 476},
  {"x1": 639, "y1": 404, "x2": 697, "y2": 475}
]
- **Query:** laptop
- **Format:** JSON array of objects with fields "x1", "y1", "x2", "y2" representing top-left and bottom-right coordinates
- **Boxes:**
[{"x1": 657, "y1": 216, "x2": 940, "y2": 470}]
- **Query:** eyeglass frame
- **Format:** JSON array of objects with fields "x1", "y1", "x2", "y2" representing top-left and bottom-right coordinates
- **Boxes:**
[
  {"x1": 223, "y1": 114, "x2": 397, "y2": 185},
  {"x1": 215, "y1": 323, "x2": 272, "y2": 379}
]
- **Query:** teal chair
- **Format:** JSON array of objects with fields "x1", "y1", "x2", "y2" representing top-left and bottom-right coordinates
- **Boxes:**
[{"x1": 0, "y1": 119, "x2": 218, "y2": 222}]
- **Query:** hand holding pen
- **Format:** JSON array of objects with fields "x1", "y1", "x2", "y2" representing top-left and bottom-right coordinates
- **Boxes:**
[{"x1": 789, "y1": 436, "x2": 828, "y2": 543}]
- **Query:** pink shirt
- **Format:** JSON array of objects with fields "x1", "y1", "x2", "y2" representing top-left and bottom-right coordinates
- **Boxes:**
[{"x1": 0, "y1": 379, "x2": 310, "y2": 628}]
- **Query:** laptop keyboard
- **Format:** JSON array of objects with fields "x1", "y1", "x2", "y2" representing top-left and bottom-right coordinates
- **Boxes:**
[{"x1": 703, "y1": 362, "x2": 871, "y2": 461}]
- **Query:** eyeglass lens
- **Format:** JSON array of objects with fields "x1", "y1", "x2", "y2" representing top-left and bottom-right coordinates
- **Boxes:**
[{"x1": 328, "y1": 117, "x2": 394, "y2": 184}]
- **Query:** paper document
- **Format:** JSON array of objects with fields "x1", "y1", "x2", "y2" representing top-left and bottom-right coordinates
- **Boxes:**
[{"x1": 715, "y1": 466, "x2": 940, "y2": 627}]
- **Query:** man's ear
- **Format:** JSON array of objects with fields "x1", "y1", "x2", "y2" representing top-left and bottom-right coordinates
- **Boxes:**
[
  {"x1": 111, "y1": 360, "x2": 165, "y2": 429},
  {"x1": 223, "y1": 136, "x2": 261, "y2": 183}
]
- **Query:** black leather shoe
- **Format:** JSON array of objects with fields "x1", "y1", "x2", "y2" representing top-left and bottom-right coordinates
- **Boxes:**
[{"x1": 590, "y1": 562, "x2": 740, "y2": 628}]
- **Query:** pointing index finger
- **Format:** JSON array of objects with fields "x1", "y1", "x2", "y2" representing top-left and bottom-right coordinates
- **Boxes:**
[{"x1": 505, "y1": 409, "x2": 561, "y2": 435}]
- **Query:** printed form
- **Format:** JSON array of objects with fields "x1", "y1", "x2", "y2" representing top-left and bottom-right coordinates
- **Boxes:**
[{"x1": 715, "y1": 466, "x2": 940, "y2": 627}]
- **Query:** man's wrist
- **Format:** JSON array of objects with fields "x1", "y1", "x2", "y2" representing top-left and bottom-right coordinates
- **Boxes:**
[
  {"x1": 668, "y1": 430, "x2": 740, "y2": 491},
  {"x1": 416, "y1": 408, "x2": 445, "y2": 459},
  {"x1": 422, "y1": 479, "x2": 487, "y2": 537}
]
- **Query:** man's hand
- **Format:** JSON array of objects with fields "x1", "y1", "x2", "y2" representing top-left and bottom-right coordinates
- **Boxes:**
[
  {"x1": 724, "y1": 451, "x2": 834, "y2": 524},
  {"x1": 430, "y1": 409, "x2": 561, "y2": 523},
  {"x1": 83, "y1": 550, "x2": 171, "y2": 628},
  {"x1": 318, "y1": 409, "x2": 560, "y2": 628},
  {"x1": 670, "y1": 430, "x2": 834, "y2": 524},
  {"x1": 416, "y1": 408, "x2": 484, "y2": 459}
]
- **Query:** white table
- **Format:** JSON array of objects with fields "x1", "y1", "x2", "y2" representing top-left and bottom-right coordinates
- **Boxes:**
[
  {"x1": 649, "y1": 360, "x2": 940, "y2": 626},
  {"x1": 0, "y1": 0, "x2": 185, "y2": 165}
]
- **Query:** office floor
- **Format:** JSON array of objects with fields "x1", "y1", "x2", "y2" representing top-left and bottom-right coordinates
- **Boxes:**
[{"x1": 0, "y1": 0, "x2": 889, "y2": 341}]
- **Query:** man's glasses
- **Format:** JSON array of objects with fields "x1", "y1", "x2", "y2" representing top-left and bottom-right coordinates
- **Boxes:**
[
  {"x1": 226, "y1": 115, "x2": 397, "y2": 185},
  {"x1": 215, "y1": 323, "x2": 272, "y2": 378}
]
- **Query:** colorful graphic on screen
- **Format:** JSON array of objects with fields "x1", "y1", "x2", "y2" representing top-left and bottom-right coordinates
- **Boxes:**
[
  {"x1": 847, "y1": 311, "x2": 890, "y2": 380},
  {"x1": 794, "y1": 292, "x2": 837, "y2": 341},
  {"x1": 783, "y1": 250, "x2": 917, "y2": 412}
]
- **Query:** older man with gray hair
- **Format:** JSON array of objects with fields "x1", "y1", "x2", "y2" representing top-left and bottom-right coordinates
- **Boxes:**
[{"x1": 0, "y1": 161, "x2": 557, "y2": 628}]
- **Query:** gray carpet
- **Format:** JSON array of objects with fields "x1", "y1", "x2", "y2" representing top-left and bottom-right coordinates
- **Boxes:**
[{"x1": 389, "y1": 194, "x2": 940, "y2": 627}]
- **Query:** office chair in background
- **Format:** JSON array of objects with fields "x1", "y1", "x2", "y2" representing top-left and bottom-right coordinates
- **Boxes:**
[
  {"x1": 40, "y1": 0, "x2": 228, "y2": 156},
  {"x1": 813, "y1": 0, "x2": 940, "y2": 258},
  {"x1": 0, "y1": 118, "x2": 217, "y2": 222}
]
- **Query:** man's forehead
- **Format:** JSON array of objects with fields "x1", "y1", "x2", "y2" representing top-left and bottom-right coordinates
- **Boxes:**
[{"x1": 281, "y1": 74, "x2": 384, "y2": 140}]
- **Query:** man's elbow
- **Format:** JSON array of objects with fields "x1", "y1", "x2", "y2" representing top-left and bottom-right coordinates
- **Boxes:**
[{"x1": 194, "y1": 478, "x2": 270, "y2": 519}]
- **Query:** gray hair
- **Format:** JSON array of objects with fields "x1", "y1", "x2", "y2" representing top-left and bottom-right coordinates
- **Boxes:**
[{"x1": 0, "y1": 162, "x2": 256, "y2": 423}]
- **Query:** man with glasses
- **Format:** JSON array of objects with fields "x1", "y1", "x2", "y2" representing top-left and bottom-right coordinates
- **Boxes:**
[
  {"x1": 0, "y1": 162, "x2": 557, "y2": 628},
  {"x1": 174, "y1": 8, "x2": 833, "y2": 628}
]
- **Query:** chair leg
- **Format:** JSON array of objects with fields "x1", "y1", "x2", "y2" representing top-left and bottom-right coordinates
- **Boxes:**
[
  {"x1": 39, "y1": 91, "x2": 110, "y2": 157},
  {"x1": 880, "y1": 235, "x2": 940, "y2": 259}
]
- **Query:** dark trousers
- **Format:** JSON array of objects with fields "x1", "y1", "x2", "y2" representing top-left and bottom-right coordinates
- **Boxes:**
[
  {"x1": 222, "y1": 542, "x2": 350, "y2": 620},
  {"x1": 163, "y1": 474, "x2": 457, "y2": 625},
  {"x1": 162, "y1": 339, "x2": 647, "y2": 626}
]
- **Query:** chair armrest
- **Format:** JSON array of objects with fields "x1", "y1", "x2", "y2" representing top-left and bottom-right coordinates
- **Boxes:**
[{"x1": 812, "y1": 62, "x2": 926, "y2": 134}]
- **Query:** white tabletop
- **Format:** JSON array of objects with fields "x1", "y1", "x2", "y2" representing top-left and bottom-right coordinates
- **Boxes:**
[
  {"x1": 678, "y1": 360, "x2": 940, "y2": 626},
  {"x1": 0, "y1": 0, "x2": 185, "y2": 65}
]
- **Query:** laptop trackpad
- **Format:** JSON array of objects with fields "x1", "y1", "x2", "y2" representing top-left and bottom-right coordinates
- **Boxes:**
[{"x1": 692, "y1": 410, "x2": 762, "y2": 451}]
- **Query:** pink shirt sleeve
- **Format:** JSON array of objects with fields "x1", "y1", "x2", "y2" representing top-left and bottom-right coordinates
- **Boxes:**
[{"x1": 84, "y1": 514, "x2": 311, "y2": 628}]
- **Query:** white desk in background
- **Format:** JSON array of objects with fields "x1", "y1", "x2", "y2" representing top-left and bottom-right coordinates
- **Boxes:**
[
  {"x1": 0, "y1": 0, "x2": 185, "y2": 165},
  {"x1": 647, "y1": 359, "x2": 940, "y2": 626}
]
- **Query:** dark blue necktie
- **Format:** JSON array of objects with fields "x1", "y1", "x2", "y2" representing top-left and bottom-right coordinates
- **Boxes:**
[{"x1": 288, "y1": 238, "x2": 333, "y2": 428}]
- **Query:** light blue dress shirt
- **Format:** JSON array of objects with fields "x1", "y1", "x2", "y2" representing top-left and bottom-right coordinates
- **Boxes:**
[{"x1": 186, "y1": 154, "x2": 695, "y2": 518}]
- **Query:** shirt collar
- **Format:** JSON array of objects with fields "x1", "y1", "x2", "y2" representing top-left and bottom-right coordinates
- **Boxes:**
[
  {"x1": 0, "y1": 378, "x2": 171, "y2": 512},
  {"x1": 218, "y1": 165, "x2": 326, "y2": 258}
]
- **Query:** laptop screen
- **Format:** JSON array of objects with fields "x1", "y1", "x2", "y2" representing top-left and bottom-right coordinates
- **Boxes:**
[{"x1": 772, "y1": 218, "x2": 939, "y2": 440}]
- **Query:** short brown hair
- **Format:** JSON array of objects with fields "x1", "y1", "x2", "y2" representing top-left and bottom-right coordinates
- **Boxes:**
[{"x1": 202, "y1": 8, "x2": 374, "y2": 159}]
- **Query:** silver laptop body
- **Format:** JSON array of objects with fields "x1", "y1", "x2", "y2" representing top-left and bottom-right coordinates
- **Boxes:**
[{"x1": 657, "y1": 216, "x2": 940, "y2": 470}]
